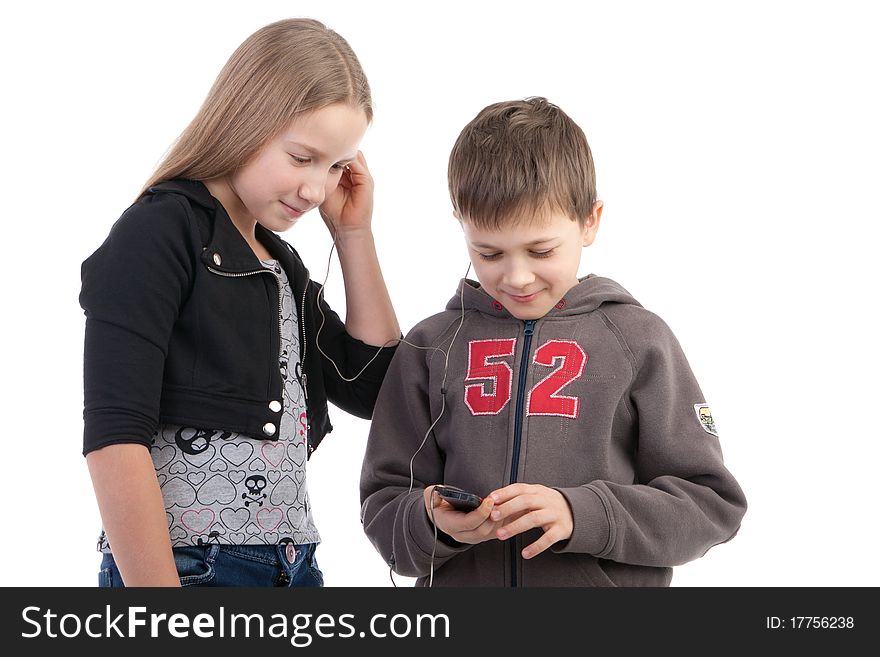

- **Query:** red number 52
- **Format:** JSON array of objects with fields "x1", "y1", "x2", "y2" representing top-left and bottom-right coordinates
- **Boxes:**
[{"x1": 464, "y1": 338, "x2": 587, "y2": 418}]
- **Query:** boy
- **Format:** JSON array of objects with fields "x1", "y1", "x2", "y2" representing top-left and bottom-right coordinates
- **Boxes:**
[{"x1": 360, "y1": 97, "x2": 746, "y2": 586}]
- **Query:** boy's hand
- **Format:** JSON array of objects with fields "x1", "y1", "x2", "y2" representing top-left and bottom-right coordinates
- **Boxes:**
[
  {"x1": 423, "y1": 485, "x2": 500, "y2": 545},
  {"x1": 488, "y1": 483, "x2": 574, "y2": 559},
  {"x1": 319, "y1": 150, "x2": 374, "y2": 237}
]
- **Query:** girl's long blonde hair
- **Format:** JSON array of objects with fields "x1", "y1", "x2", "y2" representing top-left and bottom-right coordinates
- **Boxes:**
[{"x1": 140, "y1": 18, "x2": 371, "y2": 197}]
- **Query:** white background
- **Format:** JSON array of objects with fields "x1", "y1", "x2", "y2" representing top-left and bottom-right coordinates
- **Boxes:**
[{"x1": 1, "y1": 0, "x2": 878, "y2": 587}]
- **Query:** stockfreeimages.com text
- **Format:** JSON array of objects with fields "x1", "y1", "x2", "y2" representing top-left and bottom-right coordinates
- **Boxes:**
[{"x1": 21, "y1": 605, "x2": 450, "y2": 647}]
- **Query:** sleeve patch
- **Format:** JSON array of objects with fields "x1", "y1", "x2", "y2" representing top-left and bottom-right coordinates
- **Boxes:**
[{"x1": 693, "y1": 403, "x2": 719, "y2": 437}]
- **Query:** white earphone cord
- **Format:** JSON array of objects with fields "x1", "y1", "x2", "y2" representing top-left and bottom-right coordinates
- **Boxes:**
[{"x1": 313, "y1": 223, "x2": 469, "y2": 588}]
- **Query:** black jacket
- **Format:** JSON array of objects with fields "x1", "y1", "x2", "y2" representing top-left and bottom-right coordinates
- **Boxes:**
[{"x1": 80, "y1": 179, "x2": 396, "y2": 457}]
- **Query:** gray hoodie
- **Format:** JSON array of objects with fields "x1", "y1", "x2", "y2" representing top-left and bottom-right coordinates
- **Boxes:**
[{"x1": 360, "y1": 276, "x2": 746, "y2": 586}]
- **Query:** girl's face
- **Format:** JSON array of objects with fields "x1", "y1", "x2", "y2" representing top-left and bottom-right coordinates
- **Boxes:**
[{"x1": 225, "y1": 103, "x2": 368, "y2": 232}]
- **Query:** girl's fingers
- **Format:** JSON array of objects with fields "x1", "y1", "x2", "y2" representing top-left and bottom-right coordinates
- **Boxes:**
[{"x1": 344, "y1": 151, "x2": 372, "y2": 185}]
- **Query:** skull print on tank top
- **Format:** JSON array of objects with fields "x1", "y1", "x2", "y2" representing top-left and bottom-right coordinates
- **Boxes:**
[{"x1": 97, "y1": 259, "x2": 319, "y2": 552}]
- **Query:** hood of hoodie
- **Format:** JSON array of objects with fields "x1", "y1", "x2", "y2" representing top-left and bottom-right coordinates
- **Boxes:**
[{"x1": 445, "y1": 275, "x2": 642, "y2": 319}]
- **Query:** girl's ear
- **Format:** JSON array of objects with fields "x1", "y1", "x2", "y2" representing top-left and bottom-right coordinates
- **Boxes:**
[{"x1": 582, "y1": 201, "x2": 603, "y2": 247}]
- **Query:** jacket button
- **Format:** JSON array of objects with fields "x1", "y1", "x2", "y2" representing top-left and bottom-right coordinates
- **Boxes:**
[
  {"x1": 269, "y1": 400, "x2": 282, "y2": 413},
  {"x1": 213, "y1": 253, "x2": 222, "y2": 266},
  {"x1": 262, "y1": 422, "x2": 276, "y2": 436}
]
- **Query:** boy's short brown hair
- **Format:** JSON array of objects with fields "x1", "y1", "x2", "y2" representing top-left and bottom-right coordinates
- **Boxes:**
[{"x1": 448, "y1": 97, "x2": 597, "y2": 228}]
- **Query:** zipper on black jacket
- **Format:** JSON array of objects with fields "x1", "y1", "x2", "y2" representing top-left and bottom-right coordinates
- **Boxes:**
[
  {"x1": 280, "y1": 242, "x2": 314, "y2": 452},
  {"x1": 207, "y1": 265, "x2": 285, "y2": 437},
  {"x1": 508, "y1": 318, "x2": 536, "y2": 587},
  {"x1": 284, "y1": 242, "x2": 312, "y2": 404},
  {"x1": 210, "y1": 257, "x2": 317, "y2": 454},
  {"x1": 299, "y1": 278, "x2": 309, "y2": 401},
  {"x1": 299, "y1": 270, "x2": 315, "y2": 456}
]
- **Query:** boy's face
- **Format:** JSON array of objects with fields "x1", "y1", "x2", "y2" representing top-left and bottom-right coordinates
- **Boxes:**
[{"x1": 460, "y1": 206, "x2": 601, "y2": 320}]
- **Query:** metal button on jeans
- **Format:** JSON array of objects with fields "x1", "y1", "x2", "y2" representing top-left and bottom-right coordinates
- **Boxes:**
[
  {"x1": 269, "y1": 400, "x2": 281, "y2": 413},
  {"x1": 286, "y1": 544, "x2": 297, "y2": 564},
  {"x1": 262, "y1": 422, "x2": 276, "y2": 436}
]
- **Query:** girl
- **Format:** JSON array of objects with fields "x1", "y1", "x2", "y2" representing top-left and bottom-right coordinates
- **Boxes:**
[{"x1": 80, "y1": 18, "x2": 400, "y2": 587}]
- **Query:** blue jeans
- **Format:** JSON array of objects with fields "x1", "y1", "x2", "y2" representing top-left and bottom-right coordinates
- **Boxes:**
[{"x1": 98, "y1": 542, "x2": 323, "y2": 587}]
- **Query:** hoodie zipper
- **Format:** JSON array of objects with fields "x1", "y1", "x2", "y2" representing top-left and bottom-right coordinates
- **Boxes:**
[{"x1": 508, "y1": 318, "x2": 536, "y2": 587}]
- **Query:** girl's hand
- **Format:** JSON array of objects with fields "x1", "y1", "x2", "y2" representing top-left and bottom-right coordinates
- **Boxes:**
[
  {"x1": 319, "y1": 150, "x2": 373, "y2": 238},
  {"x1": 487, "y1": 483, "x2": 574, "y2": 559},
  {"x1": 423, "y1": 485, "x2": 500, "y2": 545}
]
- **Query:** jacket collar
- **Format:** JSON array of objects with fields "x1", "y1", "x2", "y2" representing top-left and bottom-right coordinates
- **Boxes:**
[{"x1": 147, "y1": 179, "x2": 308, "y2": 282}]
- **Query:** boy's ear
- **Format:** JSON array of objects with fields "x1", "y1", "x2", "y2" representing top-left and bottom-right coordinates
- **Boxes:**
[
  {"x1": 582, "y1": 201, "x2": 603, "y2": 247},
  {"x1": 453, "y1": 210, "x2": 461, "y2": 220}
]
